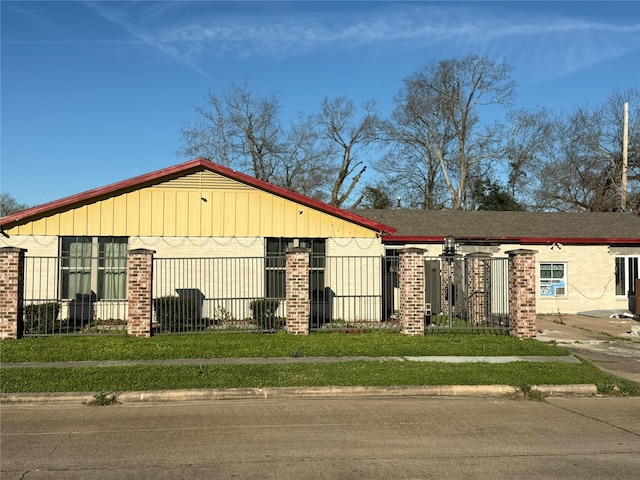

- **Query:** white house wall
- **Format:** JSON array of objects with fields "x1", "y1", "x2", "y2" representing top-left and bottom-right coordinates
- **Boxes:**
[
  {"x1": 4, "y1": 234, "x2": 635, "y2": 317},
  {"x1": 2, "y1": 235, "x2": 385, "y2": 322},
  {"x1": 527, "y1": 244, "x2": 633, "y2": 315},
  {"x1": 325, "y1": 237, "x2": 385, "y2": 321},
  {"x1": 395, "y1": 242, "x2": 637, "y2": 315}
]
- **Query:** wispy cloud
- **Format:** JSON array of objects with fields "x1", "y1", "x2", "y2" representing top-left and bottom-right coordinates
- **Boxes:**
[
  {"x1": 135, "y1": 4, "x2": 640, "y2": 81},
  {"x1": 83, "y1": 1, "x2": 209, "y2": 75},
  {"x1": 9, "y1": 2, "x2": 639, "y2": 81}
]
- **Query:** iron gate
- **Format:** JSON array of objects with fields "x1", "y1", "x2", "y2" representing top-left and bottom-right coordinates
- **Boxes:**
[{"x1": 425, "y1": 256, "x2": 510, "y2": 332}]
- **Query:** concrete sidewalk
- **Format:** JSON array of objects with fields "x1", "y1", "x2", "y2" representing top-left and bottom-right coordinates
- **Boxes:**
[
  {"x1": 536, "y1": 314, "x2": 640, "y2": 344},
  {"x1": 536, "y1": 314, "x2": 640, "y2": 385},
  {"x1": 0, "y1": 355, "x2": 581, "y2": 370},
  {"x1": 0, "y1": 353, "x2": 591, "y2": 404}
]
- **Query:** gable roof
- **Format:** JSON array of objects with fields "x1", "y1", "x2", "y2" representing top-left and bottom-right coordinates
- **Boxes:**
[
  {"x1": 349, "y1": 209, "x2": 640, "y2": 246},
  {"x1": 0, "y1": 159, "x2": 396, "y2": 235}
]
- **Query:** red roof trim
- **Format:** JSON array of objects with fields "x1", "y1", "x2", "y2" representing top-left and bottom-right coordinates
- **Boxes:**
[
  {"x1": 0, "y1": 158, "x2": 396, "y2": 235},
  {"x1": 382, "y1": 236, "x2": 639, "y2": 246}
]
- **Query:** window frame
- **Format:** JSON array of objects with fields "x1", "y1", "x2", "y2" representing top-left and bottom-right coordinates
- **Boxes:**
[
  {"x1": 539, "y1": 262, "x2": 567, "y2": 297},
  {"x1": 615, "y1": 255, "x2": 639, "y2": 297},
  {"x1": 60, "y1": 236, "x2": 128, "y2": 300}
]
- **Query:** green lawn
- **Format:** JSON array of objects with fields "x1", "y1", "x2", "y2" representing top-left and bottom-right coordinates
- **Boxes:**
[
  {"x1": 2, "y1": 360, "x2": 638, "y2": 395},
  {"x1": 2, "y1": 332, "x2": 638, "y2": 396},
  {"x1": 0, "y1": 331, "x2": 567, "y2": 363}
]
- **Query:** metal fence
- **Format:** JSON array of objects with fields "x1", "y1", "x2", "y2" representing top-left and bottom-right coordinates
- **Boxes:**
[
  {"x1": 152, "y1": 255, "x2": 400, "y2": 334},
  {"x1": 153, "y1": 256, "x2": 285, "y2": 333},
  {"x1": 425, "y1": 256, "x2": 510, "y2": 333},
  {"x1": 310, "y1": 256, "x2": 399, "y2": 332},
  {"x1": 20, "y1": 253, "x2": 510, "y2": 336},
  {"x1": 22, "y1": 256, "x2": 128, "y2": 336}
]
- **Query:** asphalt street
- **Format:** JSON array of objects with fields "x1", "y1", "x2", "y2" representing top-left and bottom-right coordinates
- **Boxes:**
[{"x1": 2, "y1": 396, "x2": 639, "y2": 479}]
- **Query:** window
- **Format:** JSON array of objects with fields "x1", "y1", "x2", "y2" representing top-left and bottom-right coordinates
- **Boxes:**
[
  {"x1": 540, "y1": 263, "x2": 566, "y2": 297},
  {"x1": 615, "y1": 256, "x2": 639, "y2": 296},
  {"x1": 61, "y1": 237, "x2": 128, "y2": 300},
  {"x1": 265, "y1": 238, "x2": 325, "y2": 298}
]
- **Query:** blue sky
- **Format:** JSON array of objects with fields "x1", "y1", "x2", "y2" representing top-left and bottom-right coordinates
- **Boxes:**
[{"x1": 2, "y1": 1, "x2": 639, "y2": 208}]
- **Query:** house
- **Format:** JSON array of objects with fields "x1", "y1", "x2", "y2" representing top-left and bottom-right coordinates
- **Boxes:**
[
  {"x1": 0, "y1": 158, "x2": 396, "y2": 333},
  {"x1": 348, "y1": 209, "x2": 640, "y2": 315},
  {"x1": 1, "y1": 158, "x2": 638, "y2": 338}
]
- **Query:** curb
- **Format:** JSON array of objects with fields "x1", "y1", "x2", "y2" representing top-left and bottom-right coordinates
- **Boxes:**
[
  {"x1": 0, "y1": 384, "x2": 599, "y2": 405},
  {"x1": 530, "y1": 384, "x2": 598, "y2": 396}
]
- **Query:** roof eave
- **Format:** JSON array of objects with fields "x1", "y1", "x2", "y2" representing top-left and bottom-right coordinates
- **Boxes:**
[
  {"x1": 0, "y1": 158, "x2": 396, "y2": 236},
  {"x1": 381, "y1": 236, "x2": 640, "y2": 246}
]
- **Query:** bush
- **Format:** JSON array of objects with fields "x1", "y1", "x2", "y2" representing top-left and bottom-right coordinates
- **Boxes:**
[
  {"x1": 23, "y1": 302, "x2": 62, "y2": 334},
  {"x1": 249, "y1": 299, "x2": 282, "y2": 330},
  {"x1": 153, "y1": 296, "x2": 202, "y2": 333}
]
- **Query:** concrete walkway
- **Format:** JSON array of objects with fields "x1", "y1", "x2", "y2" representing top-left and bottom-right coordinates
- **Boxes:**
[
  {"x1": 536, "y1": 314, "x2": 640, "y2": 385},
  {"x1": 0, "y1": 352, "x2": 590, "y2": 404},
  {"x1": 0, "y1": 355, "x2": 581, "y2": 370}
]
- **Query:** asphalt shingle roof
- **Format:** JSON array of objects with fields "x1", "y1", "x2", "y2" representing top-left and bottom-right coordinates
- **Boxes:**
[{"x1": 348, "y1": 210, "x2": 640, "y2": 242}]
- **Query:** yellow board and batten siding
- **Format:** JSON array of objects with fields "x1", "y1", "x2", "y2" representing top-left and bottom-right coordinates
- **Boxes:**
[{"x1": 6, "y1": 170, "x2": 378, "y2": 238}]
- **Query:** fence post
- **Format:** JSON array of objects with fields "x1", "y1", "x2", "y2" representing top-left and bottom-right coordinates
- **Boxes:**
[
  {"x1": 635, "y1": 278, "x2": 640, "y2": 318},
  {"x1": 285, "y1": 247, "x2": 311, "y2": 335},
  {"x1": 127, "y1": 249, "x2": 155, "y2": 338},
  {"x1": 506, "y1": 249, "x2": 538, "y2": 338},
  {"x1": 467, "y1": 253, "x2": 492, "y2": 325},
  {"x1": 399, "y1": 248, "x2": 425, "y2": 336},
  {"x1": 0, "y1": 247, "x2": 26, "y2": 340}
]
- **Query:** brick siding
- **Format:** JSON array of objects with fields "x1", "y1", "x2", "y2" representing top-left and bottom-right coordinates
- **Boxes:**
[
  {"x1": 507, "y1": 249, "x2": 538, "y2": 338},
  {"x1": 286, "y1": 247, "x2": 310, "y2": 334},
  {"x1": 0, "y1": 247, "x2": 26, "y2": 339},
  {"x1": 398, "y1": 248, "x2": 426, "y2": 336},
  {"x1": 127, "y1": 249, "x2": 155, "y2": 337}
]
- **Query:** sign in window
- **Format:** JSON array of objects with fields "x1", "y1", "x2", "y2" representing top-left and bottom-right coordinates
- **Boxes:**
[{"x1": 540, "y1": 263, "x2": 566, "y2": 297}]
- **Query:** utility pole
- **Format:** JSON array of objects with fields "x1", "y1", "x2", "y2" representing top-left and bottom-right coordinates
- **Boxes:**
[{"x1": 621, "y1": 102, "x2": 629, "y2": 211}]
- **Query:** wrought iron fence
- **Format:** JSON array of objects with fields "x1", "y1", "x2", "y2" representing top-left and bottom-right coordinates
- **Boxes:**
[
  {"x1": 152, "y1": 255, "x2": 400, "y2": 334},
  {"x1": 19, "y1": 253, "x2": 510, "y2": 336},
  {"x1": 151, "y1": 255, "x2": 509, "y2": 334},
  {"x1": 152, "y1": 256, "x2": 285, "y2": 333},
  {"x1": 425, "y1": 256, "x2": 510, "y2": 334},
  {"x1": 310, "y1": 256, "x2": 399, "y2": 332},
  {"x1": 22, "y1": 256, "x2": 128, "y2": 335}
]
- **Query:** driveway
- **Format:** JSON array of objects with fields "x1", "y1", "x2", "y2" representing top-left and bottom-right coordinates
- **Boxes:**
[{"x1": 536, "y1": 314, "x2": 640, "y2": 384}]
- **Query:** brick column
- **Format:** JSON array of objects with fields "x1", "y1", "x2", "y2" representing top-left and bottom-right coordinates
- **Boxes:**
[
  {"x1": 286, "y1": 247, "x2": 310, "y2": 335},
  {"x1": 127, "y1": 249, "x2": 155, "y2": 337},
  {"x1": 507, "y1": 249, "x2": 537, "y2": 338},
  {"x1": 467, "y1": 253, "x2": 491, "y2": 325},
  {"x1": 399, "y1": 248, "x2": 425, "y2": 336},
  {"x1": 0, "y1": 247, "x2": 26, "y2": 340}
]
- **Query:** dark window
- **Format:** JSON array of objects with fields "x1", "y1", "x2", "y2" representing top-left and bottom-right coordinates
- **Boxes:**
[
  {"x1": 265, "y1": 238, "x2": 325, "y2": 298},
  {"x1": 616, "y1": 256, "x2": 639, "y2": 296}
]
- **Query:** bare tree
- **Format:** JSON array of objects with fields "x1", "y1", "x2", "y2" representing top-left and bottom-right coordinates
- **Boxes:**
[
  {"x1": 180, "y1": 81, "x2": 283, "y2": 183},
  {"x1": 0, "y1": 193, "x2": 29, "y2": 217},
  {"x1": 502, "y1": 108, "x2": 554, "y2": 208},
  {"x1": 387, "y1": 55, "x2": 516, "y2": 209},
  {"x1": 315, "y1": 97, "x2": 381, "y2": 208},
  {"x1": 180, "y1": 84, "x2": 380, "y2": 206},
  {"x1": 273, "y1": 114, "x2": 334, "y2": 201},
  {"x1": 531, "y1": 88, "x2": 640, "y2": 212}
]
